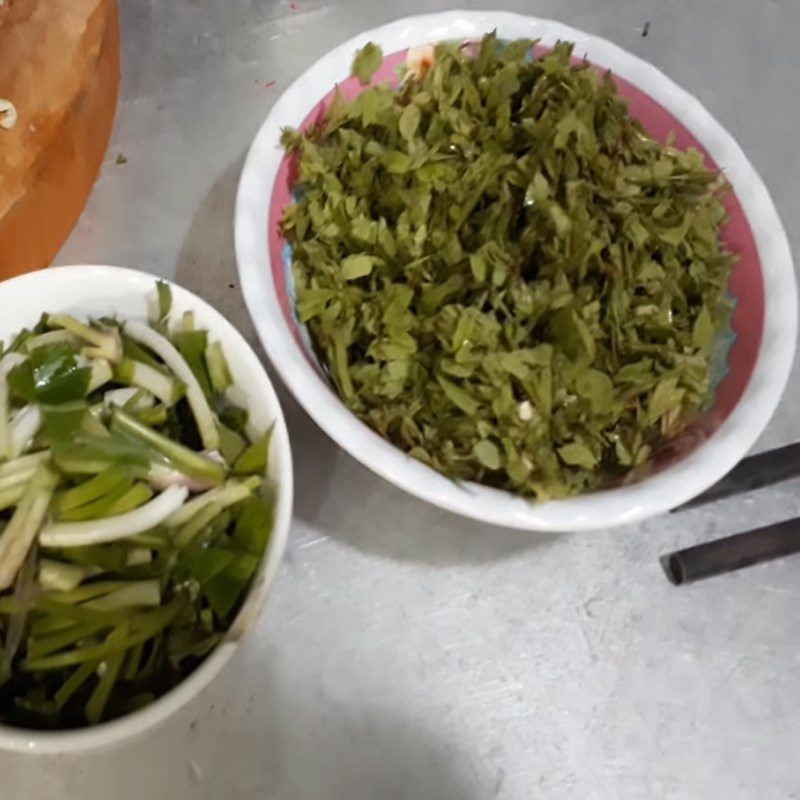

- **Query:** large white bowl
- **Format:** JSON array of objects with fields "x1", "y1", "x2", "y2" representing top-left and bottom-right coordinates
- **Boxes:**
[
  {"x1": 0, "y1": 265, "x2": 293, "y2": 753},
  {"x1": 236, "y1": 10, "x2": 796, "y2": 531}
]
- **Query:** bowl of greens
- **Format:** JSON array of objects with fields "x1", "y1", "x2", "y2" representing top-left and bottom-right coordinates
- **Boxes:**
[
  {"x1": 0, "y1": 265, "x2": 292, "y2": 750},
  {"x1": 236, "y1": 11, "x2": 795, "y2": 530}
]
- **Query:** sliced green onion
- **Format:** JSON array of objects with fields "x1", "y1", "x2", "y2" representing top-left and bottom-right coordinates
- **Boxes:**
[
  {"x1": 0, "y1": 484, "x2": 26, "y2": 512},
  {"x1": 218, "y1": 422, "x2": 247, "y2": 464},
  {"x1": 56, "y1": 467, "x2": 129, "y2": 513},
  {"x1": 38, "y1": 559, "x2": 90, "y2": 592},
  {"x1": 175, "y1": 501, "x2": 226, "y2": 549},
  {"x1": 121, "y1": 641, "x2": 144, "y2": 680},
  {"x1": 33, "y1": 598, "x2": 126, "y2": 626},
  {"x1": 10, "y1": 404, "x2": 42, "y2": 458},
  {"x1": 127, "y1": 529, "x2": 172, "y2": 550},
  {"x1": 30, "y1": 615, "x2": 76, "y2": 638},
  {"x1": 2, "y1": 548, "x2": 38, "y2": 678},
  {"x1": 22, "y1": 601, "x2": 181, "y2": 671},
  {"x1": 79, "y1": 411, "x2": 110, "y2": 439},
  {"x1": 137, "y1": 632, "x2": 163, "y2": 679},
  {"x1": 232, "y1": 427, "x2": 272, "y2": 476},
  {"x1": 86, "y1": 359, "x2": 113, "y2": 394},
  {"x1": 39, "y1": 485, "x2": 189, "y2": 547},
  {"x1": 205, "y1": 341, "x2": 233, "y2": 393},
  {"x1": 44, "y1": 544, "x2": 125, "y2": 572},
  {"x1": 85, "y1": 622, "x2": 129, "y2": 724},
  {"x1": 57, "y1": 478, "x2": 135, "y2": 522},
  {"x1": 85, "y1": 580, "x2": 160, "y2": 611},
  {"x1": 104, "y1": 387, "x2": 154, "y2": 411},
  {"x1": 166, "y1": 476, "x2": 260, "y2": 528},
  {"x1": 0, "y1": 467, "x2": 35, "y2": 494},
  {"x1": 53, "y1": 455, "x2": 115, "y2": 476},
  {"x1": 54, "y1": 660, "x2": 99, "y2": 709},
  {"x1": 174, "y1": 502, "x2": 221, "y2": 549},
  {"x1": 0, "y1": 451, "x2": 49, "y2": 479},
  {"x1": 0, "y1": 352, "x2": 27, "y2": 459},
  {"x1": 106, "y1": 483, "x2": 153, "y2": 516},
  {"x1": 135, "y1": 405, "x2": 169, "y2": 427},
  {"x1": 156, "y1": 281, "x2": 172, "y2": 322},
  {"x1": 123, "y1": 321, "x2": 219, "y2": 450},
  {"x1": 0, "y1": 289, "x2": 276, "y2": 728},
  {"x1": 114, "y1": 359, "x2": 184, "y2": 407},
  {"x1": 46, "y1": 315, "x2": 122, "y2": 363},
  {"x1": 147, "y1": 463, "x2": 219, "y2": 493},
  {"x1": 42, "y1": 580, "x2": 129, "y2": 605},
  {"x1": 219, "y1": 405, "x2": 248, "y2": 435},
  {"x1": 0, "y1": 467, "x2": 58, "y2": 590},
  {"x1": 173, "y1": 330, "x2": 213, "y2": 401},
  {"x1": 121, "y1": 334, "x2": 164, "y2": 370},
  {"x1": 111, "y1": 408, "x2": 225, "y2": 485},
  {"x1": 23, "y1": 330, "x2": 80, "y2": 353},
  {"x1": 27, "y1": 620, "x2": 110, "y2": 659},
  {"x1": 126, "y1": 548, "x2": 151, "y2": 566}
]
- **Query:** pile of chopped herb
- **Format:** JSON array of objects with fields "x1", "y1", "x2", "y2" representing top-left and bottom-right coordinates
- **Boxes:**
[
  {"x1": 0, "y1": 282, "x2": 274, "y2": 728},
  {"x1": 281, "y1": 34, "x2": 733, "y2": 500}
]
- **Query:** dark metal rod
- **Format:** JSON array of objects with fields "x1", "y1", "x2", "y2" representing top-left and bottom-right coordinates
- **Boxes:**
[
  {"x1": 677, "y1": 441, "x2": 800, "y2": 510},
  {"x1": 662, "y1": 516, "x2": 800, "y2": 585}
]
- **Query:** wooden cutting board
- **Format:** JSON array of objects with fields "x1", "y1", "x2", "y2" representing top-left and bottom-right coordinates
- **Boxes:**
[{"x1": 0, "y1": 0, "x2": 120, "y2": 278}]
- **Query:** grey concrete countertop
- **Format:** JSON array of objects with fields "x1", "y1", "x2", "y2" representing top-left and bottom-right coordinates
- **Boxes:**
[{"x1": 5, "y1": 1, "x2": 800, "y2": 798}]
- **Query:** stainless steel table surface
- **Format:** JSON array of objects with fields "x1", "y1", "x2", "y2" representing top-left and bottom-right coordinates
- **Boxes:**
[{"x1": 5, "y1": 1, "x2": 800, "y2": 798}]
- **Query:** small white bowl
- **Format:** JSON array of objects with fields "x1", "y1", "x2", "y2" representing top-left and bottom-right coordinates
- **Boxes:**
[
  {"x1": 236, "y1": 11, "x2": 796, "y2": 531},
  {"x1": 0, "y1": 264, "x2": 293, "y2": 753}
]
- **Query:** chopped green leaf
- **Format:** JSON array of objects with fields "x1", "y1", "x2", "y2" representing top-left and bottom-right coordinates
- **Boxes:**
[
  {"x1": 341, "y1": 254, "x2": 378, "y2": 281},
  {"x1": 473, "y1": 440, "x2": 502, "y2": 470},
  {"x1": 558, "y1": 440, "x2": 598, "y2": 470},
  {"x1": 8, "y1": 344, "x2": 90, "y2": 405},
  {"x1": 232, "y1": 427, "x2": 272, "y2": 476},
  {"x1": 351, "y1": 42, "x2": 383, "y2": 85},
  {"x1": 283, "y1": 34, "x2": 733, "y2": 500}
]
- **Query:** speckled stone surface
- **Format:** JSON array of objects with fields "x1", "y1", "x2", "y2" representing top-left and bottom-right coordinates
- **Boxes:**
[{"x1": 5, "y1": 1, "x2": 800, "y2": 798}]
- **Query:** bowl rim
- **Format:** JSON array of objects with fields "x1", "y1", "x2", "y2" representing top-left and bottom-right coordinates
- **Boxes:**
[
  {"x1": 0, "y1": 264, "x2": 293, "y2": 753},
  {"x1": 235, "y1": 10, "x2": 797, "y2": 531}
]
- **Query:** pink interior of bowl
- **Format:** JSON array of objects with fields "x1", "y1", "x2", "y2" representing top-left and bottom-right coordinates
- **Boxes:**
[{"x1": 267, "y1": 45, "x2": 765, "y2": 449}]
